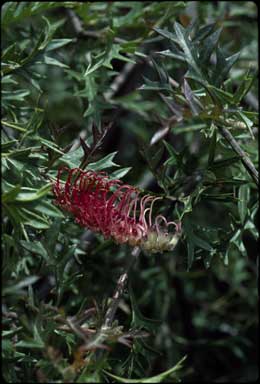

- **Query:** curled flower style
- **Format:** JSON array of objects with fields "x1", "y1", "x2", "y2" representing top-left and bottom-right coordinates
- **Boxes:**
[{"x1": 53, "y1": 167, "x2": 182, "y2": 253}]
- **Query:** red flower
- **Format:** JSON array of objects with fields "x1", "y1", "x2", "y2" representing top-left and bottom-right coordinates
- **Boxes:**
[{"x1": 53, "y1": 167, "x2": 181, "y2": 253}]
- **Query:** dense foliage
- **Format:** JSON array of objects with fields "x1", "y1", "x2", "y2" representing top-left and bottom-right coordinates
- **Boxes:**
[{"x1": 2, "y1": 2, "x2": 258, "y2": 382}]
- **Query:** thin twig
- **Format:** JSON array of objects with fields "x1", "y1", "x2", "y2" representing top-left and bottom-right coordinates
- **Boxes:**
[
  {"x1": 104, "y1": 61, "x2": 136, "y2": 100},
  {"x1": 102, "y1": 246, "x2": 141, "y2": 329},
  {"x1": 218, "y1": 125, "x2": 258, "y2": 185},
  {"x1": 66, "y1": 9, "x2": 125, "y2": 44}
]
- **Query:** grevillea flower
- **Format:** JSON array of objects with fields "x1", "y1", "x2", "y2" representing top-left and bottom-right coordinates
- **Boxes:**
[{"x1": 53, "y1": 167, "x2": 182, "y2": 253}]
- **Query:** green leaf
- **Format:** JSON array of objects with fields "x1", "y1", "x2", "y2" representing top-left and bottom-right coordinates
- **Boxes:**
[
  {"x1": 33, "y1": 200, "x2": 64, "y2": 218},
  {"x1": 1, "y1": 2, "x2": 75, "y2": 27},
  {"x1": 45, "y1": 38, "x2": 73, "y2": 51},
  {"x1": 163, "y1": 140, "x2": 183, "y2": 169},
  {"x1": 87, "y1": 152, "x2": 119, "y2": 171},
  {"x1": 1, "y1": 139, "x2": 18, "y2": 150},
  {"x1": 207, "y1": 128, "x2": 217, "y2": 166},
  {"x1": 153, "y1": 27, "x2": 179, "y2": 44},
  {"x1": 103, "y1": 356, "x2": 187, "y2": 383},
  {"x1": 150, "y1": 57, "x2": 169, "y2": 84},
  {"x1": 207, "y1": 85, "x2": 234, "y2": 103},
  {"x1": 173, "y1": 22, "x2": 202, "y2": 77},
  {"x1": 37, "y1": 137, "x2": 65, "y2": 154},
  {"x1": 2, "y1": 89, "x2": 30, "y2": 101},
  {"x1": 202, "y1": 193, "x2": 238, "y2": 202},
  {"x1": 238, "y1": 185, "x2": 250, "y2": 224},
  {"x1": 129, "y1": 283, "x2": 161, "y2": 331},
  {"x1": 2, "y1": 16, "x2": 66, "y2": 75},
  {"x1": 3, "y1": 276, "x2": 40, "y2": 295},
  {"x1": 156, "y1": 49, "x2": 186, "y2": 61},
  {"x1": 214, "y1": 49, "x2": 240, "y2": 87},
  {"x1": 192, "y1": 233, "x2": 213, "y2": 251},
  {"x1": 236, "y1": 111, "x2": 254, "y2": 139},
  {"x1": 233, "y1": 72, "x2": 256, "y2": 104},
  {"x1": 3, "y1": 148, "x2": 32, "y2": 159},
  {"x1": 84, "y1": 44, "x2": 135, "y2": 77},
  {"x1": 193, "y1": 23, "x2": 216, "y2": 42},
  {"x1": 2, "y1": 327, "x2": 23, "y2": 338},
  {"x1": 16, "y1": 340, "x2": 44, "y2": 349},
  {"x1": 44, "y1": 55, "x2": 69, "y2": 68},
  {"x1": 183, "y1": 78, "x2": 202, "y2": 115},
  {"x1": 2, "y1": 185, "x2": 22, "y2": 203},
  {"x1": 199, "y1": 28, "x2": 222, "y2": 65},
  {"x1": 21, "y1": 208, "x2": 50, "y2": 229},
  {"x1": 14, "y1": 184, "x2": 51, "y2": 202},
  {"x1": 187, "y1": 239, "x2": 195, "y2": 270},
  {"x1": 210, "y1": 156, "x2": 241, "y2": 169},
  {"x1": 139, "y1": 76, "x2": 172, "y2": 92},
  {"x1": 103, "y1": 44, "x2": 135, "y2": 68},
  {"x1": 60, "y1": 146, "x2": 84, "y2": 168},
  {"x1": 20, "y1": 240, "x2": 49, "y2": 261},
  {"x1": 109, "y1": 167, "x2": 132, "y2": 179},
  {"x1": 184, "y1": 219, "x2": 213, "y2": 269}
]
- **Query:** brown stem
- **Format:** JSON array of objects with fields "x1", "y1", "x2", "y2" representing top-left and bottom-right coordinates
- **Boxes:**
[
  {"x1": 218, "y1": 125, "x2": 258, "y2": 186},
  {"x1": 102, "y1": 246, "x2": 140, "y2": 328}
]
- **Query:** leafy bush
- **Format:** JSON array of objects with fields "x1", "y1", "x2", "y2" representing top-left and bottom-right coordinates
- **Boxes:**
[{"x1": 2, "y1": 2, "x2": 258, "y2": 382}]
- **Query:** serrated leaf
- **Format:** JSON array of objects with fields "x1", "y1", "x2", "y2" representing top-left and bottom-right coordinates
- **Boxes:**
[
  {"x1": 156, "y1": 49, "x2": 186, "y2": 61},
  {"x1": 60, "y1": 146, "x2": 84, "y2": 168},
  {"x1": 163, "y1": 140, "x2": 183, "y2": 169},
  {"x1": 199, "y1": 28, "x2": 222, "y2": 65},
  {"x1": 2, "y1": 16, "x2": 65, "y2": 75},
  {"x1": 87, "y1": 152, "x2": 119, "y2": 171},
  {"x1": 150, "y1": 57, "x2": 168, "y2": 84},
  {"x1": 1, "y1": 2, "x2": 75, "y2": 27},
  {"x1": 173, "y1": 22, "x2": 202, "y2": 77},
  {"x1": 130, "y1": 283, "x2": 160, "y2": 331},
  {"x1": 84, "y1": 44, "x2": 135, "y2": 77},
  {"x1": 214, "y1": 49, "x2": 240, "y2": 87},
  {"x1": 103, "y1": 44, "x2": 135, "y2": 68},
  {"x1": 193, "y1": 23, "x2": 216, "y2": 42},
  {"x1": 153, "y1": 26, "x2": 178, "y2": 44}
]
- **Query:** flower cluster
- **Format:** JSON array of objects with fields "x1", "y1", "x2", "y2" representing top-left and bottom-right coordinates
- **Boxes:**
[{"x1": 53, "y1": 167, "x2": 181, "y2": 253}]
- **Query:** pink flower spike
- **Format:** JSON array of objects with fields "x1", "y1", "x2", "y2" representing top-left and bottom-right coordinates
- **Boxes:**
[{"x1": 53, "y1": 167, "x2": 181, "y2": 253}]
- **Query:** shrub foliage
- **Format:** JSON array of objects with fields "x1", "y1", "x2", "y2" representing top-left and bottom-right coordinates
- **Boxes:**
[{"x1": 2, "y1": 2, "x2": 258, "y2": 382}]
